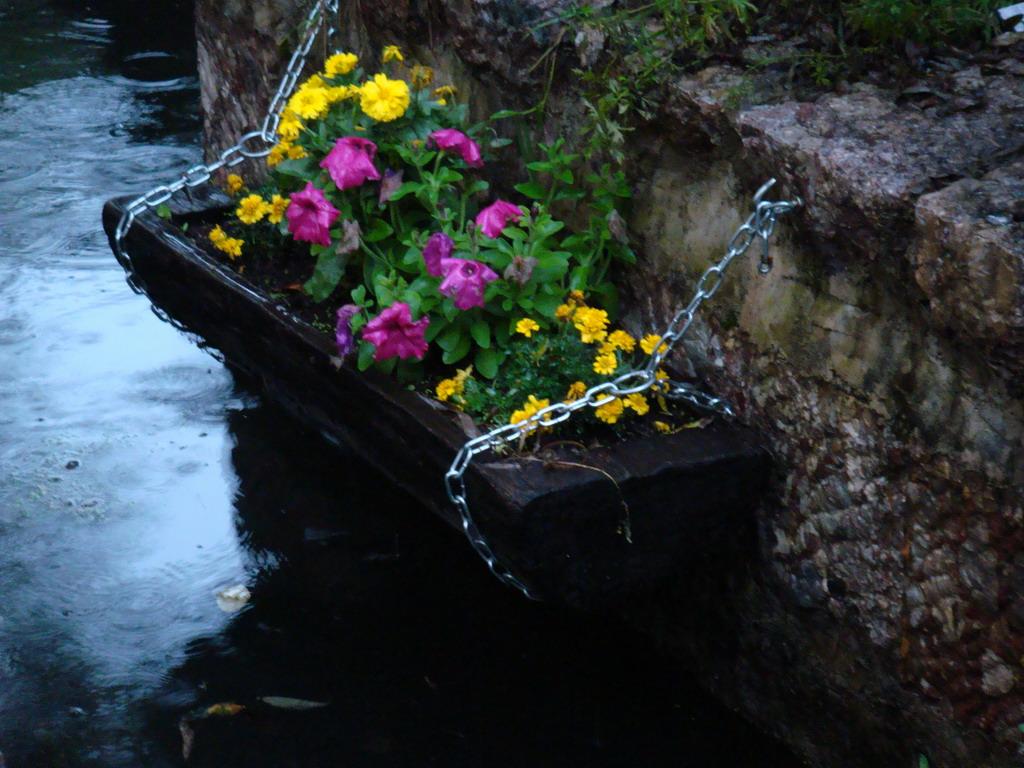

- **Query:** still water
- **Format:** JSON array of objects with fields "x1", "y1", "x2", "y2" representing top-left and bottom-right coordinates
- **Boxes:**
[{"x1": 0, "y1": 2, "x2": 799, "y2": 765}]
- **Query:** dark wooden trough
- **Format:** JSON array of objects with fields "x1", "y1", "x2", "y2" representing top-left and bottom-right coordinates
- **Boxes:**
[{"x1": 102, "y1": 190, "x2": 771, "y2": 608}]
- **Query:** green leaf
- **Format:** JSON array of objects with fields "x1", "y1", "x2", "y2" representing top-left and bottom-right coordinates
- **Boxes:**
[
  {"x1": 387, "y1": 181, "x2": 422, "y2": 202},
  {"x1": 554, "y1": 168, "x2": 574, "y2": 184},
  {"x1": 474, "y1": 347, "x2": 502, "y2": 379},
  {"x1": 303, "y1": 250, "x2": 345, "y2": 302},
  {"x1": 156, "y1": 203, "x2": 172, "y2": 220},
  {"x1": 351, "y1": 285, "x2": 366, "y2": 304},
  {"x1": 470, "y1": 320, "x2": 491, "y2": 349},
  {"x1": 513, "y1": 181, "x2": 546, "y2": 200},
  {"x1": 357, "y1": 342, "x2": 375, "y2": 371},
  {"x1": 364, "y1": 219, "x2": 394, "y2": 243},
  {"x1": 442, "y1": 334, "x2": 472, "y2": 364},
  {"x1": 437, "y1": 323, "x2": 463, "y2": 352},
  {"x1": 533, "y1": 293, "x2": 562, "y2": 318}
]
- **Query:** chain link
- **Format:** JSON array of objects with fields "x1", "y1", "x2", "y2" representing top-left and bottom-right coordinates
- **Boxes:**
[
  {"x1": 446, "y1": 178, "x2": 801, "y2": 599},
  {"x1": 111, "y1": 0, "x2": 339, "y2": 277}
]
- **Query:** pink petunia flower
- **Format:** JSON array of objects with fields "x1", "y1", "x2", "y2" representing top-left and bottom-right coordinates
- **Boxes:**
[
  {"x1": 422, "y1": 231, "x2": 453, "y2": 277},
  {"x1": 361, "y1": 302, "x2": 430, "y2": 361},
  {"x1": 428, "y1": 128, "x2": 483, "y2": 168},
  {"x1": 335, "y1": 304, "x2": 360, "y2": 358},
  {"x1": 320, "y1": 136, "x2": 381, "y2": 191},
  {"x1": 475, "y1": 200, "x2": 523, "y2": 238},
  {"x1": 439, "y1": 258, "x2": 499, "y2": 310},
  {"x1": 286, "y1": 182, "x2": 340, "y2": 247}
]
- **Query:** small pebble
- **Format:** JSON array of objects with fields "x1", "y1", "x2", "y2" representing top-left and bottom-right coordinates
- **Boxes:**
[
  {"x1": 65, "y1": 460, "x2": 79, "y2": 470},
  {"x1": 985, "y1": 213, "x2": 1012, "y2": 226}
]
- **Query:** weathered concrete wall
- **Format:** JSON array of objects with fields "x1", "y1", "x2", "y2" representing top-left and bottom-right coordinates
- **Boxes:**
[{"x1": 193, "y1": 2, "x2": 1024, "y2": 765}]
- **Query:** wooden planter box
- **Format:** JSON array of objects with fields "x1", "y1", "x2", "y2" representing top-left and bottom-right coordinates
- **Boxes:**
[{"x1": 102, "y1": 191, "x2": 770, "y2": 608}]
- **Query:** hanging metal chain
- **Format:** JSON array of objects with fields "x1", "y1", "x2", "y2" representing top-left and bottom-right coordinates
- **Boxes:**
[
  {"x1": 112, "y1": 0, "x2": 340, "y2": 275},
  {"x1": 445, "y1": 178, "x2": 802, "y2": 600}
]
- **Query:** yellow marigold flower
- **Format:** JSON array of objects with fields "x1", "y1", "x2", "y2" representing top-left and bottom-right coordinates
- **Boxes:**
[
  {"x1": 266, "y1": 142, "x2": 289, "y2": 167},
  {"x1": 624, "y1": 393, "x2": 650, "y2": 416},
  {"x1": 593, "y1": 352, "x2": 618, "y2": 376},
  {"x1": 515, "y1": 318, "x2": 540, "y2": 338},
  {"x1": 640, "y1": 333, "x2": 668, "y2": 355},
  {"x1": 236, "y1": 194, "x2": 271, "y2": 225},
  {"x1": 209, "y1": 225, "x2": 227, "y2": 245},
  {"x1": 300, "y1": 74, "x2": 326, "y2": 91},
  {"x1": 410, "y1": 64, "x2": 434, "y2": 89},
  {"x1": 594, "y1": 398, "x2": 625, "y2": 425},
  {"x1": 326, "y1": 84, "x2": 360, "y2": 103},
  {"x1": 454, "y1": 365, "x2": 473, "y2": 386},
  {"x1": 324, "y1": 51, "x2": 358, "y2": 77},
  {"x1": 276, "y1": 109, "x2": 302, "y2": 142},
  {"x1": 215, "y1": 236, "x2": 243, "y2": 260},
  {"x1": 509, "y1": 395, "x2": 550, "y2": 433},
  {"x1": 565, "y1": 381, "x2": 587, "y2": 402},
  {"x1": 435, "y1": 378, "x2": 460, "y2": 402},
  {"x1": 654, "y1": 420, "x2": 672, "y2": 434},
  {"x1": 436, "y1": 98, "x2": 447, "y2": 106},
  {"x1": 555, "y1": 303, "x2": 573, "y2": 321},
  {"x1": 267, "y1": 194, "x2": 288, "y2": 225},
  {"x1": 607, "y1": 330, "x2": 636, "y2": 353},
  {"x1": 568, "y1": 290, "x2": 586, "y2": 305},
  {"x1": 433, "y1": 85, "x2": 456, "y2": 99},
  {"x1": 286, "y1": 144, "x2": 307, "y2": 160},
  {"x1": 288, "y1": 86, "x2": 328, "y2": 120},
  {"x1": 360, "y1": 73, "x2": 410, "y2": 122},
  {"x1": 225, "y1": 173, "x2": 244, "y2": 196},
  {"x1": 573, "y1": 306, "x2": 609, "y2": 344},
  {"x1": 651, "y1": 368, "x2": 670, "y2": 393},
  {"x1": 382, "y1": 45, "x2": 404, "y2": 63}
]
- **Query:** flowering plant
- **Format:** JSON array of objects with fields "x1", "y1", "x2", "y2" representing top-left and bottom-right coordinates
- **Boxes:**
[
  {"x1": 212, "y1": 46, "x2": 636, "y2": 386},
  {"x1": 434, "y1": 292, "x2": 680, "y2": 433},
  {"x1": 204, "y1": 46, "x2": 690, "y2": 438}
]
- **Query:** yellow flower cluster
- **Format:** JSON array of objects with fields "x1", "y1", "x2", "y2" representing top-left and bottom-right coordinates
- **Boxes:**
[
  {"x1": 382, "y1": 45, "x2": 404, "y2": 63},
  {"x1": 225, "y1": 173, "x2": 244, "y2": 196},
  {"x1": 268, "y1": 194, "x2": 288, "y2": 224},
  {"x1": 595, "y1": 393, "x2": 650, "y2": 424},
  {"x1": 324, "y1": 51, "x2": 358, "y2": 78},
  {"x1": 640, "y1": 333, "x2": 668, "y2": 356},
  {"x1": 509, "y1": 394, "x2": 550, "y2": 433},
  {"x1": 515, "y1": 318, "x2": 540, "y2": 338},
  {"x1": 572, "y1": 307, "x2": 609, "y2": 344},
  {"x1": 209, "y1": 225, "x2": 243, "y2": 260},
  {"x1": 267, "y1": 141, "x2": 308, "y2": 168},
  {"x1": 565, "y1": 381, "x2": 587, "y2": 402},
  {"x1": 236, "y1": 194, "x2": 272, "y2": 225},
  {"x1": 360, "y1": 73, "x2": 410, "y2": 123},
  {"x1": 435, "y1": 366, "x2": 472, "y2": 404}
]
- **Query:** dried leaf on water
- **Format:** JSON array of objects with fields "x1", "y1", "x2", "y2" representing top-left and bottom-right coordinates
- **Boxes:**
[
  {"x1": 215, "y1": 584, "x2": 251, "y2": 613},
  {"x1": 205, "y1": 702, "x2": 245, "y2": 717},
  {"x1": 179, "y1": 718, "x2": 195, "y2": 761},
  {"x1": 259, "y1": 696, "x2": 329, "y2": 710}
]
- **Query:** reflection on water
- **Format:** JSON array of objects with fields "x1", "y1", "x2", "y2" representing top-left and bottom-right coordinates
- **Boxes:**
[{"x1": 0, "y1": 2, "x2": 798, "y2": 766}]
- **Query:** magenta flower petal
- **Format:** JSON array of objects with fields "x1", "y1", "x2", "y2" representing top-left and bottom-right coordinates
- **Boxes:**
[
  {"x1": 438, "y1": 258, "x2": 499, "y2": 310},
  {"x1": 335, "y1": 304, "x2": 360, "y2": 358},
  {"x1": 320, "y1": 136, "x2": 382, "y2": 191},
  {"x1": 286, "y1": 182, "x2": 340, "y2": 247},
  {"x1": 361, "y1": 302, "x2": 430, "y2": 361},
  {"x1": 422, "y1": 231, "x2": 454, "y2": 277},
  {"x1": 428, "y1": 128, "x2": 483, "y2": 168},
  {"x1": 475, "y1": 200, "x2": 522, "y2": 238}
]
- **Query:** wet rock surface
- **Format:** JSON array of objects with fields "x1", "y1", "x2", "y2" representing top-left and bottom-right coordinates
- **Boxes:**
[{"x1": 194, "y1": 2, "x2": 1024, "y2": 766}]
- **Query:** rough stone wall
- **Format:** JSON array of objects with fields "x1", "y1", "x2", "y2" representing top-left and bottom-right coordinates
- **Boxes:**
[{"x1": 193, "y1": 2, "x2": 1024, "y2": 765}]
